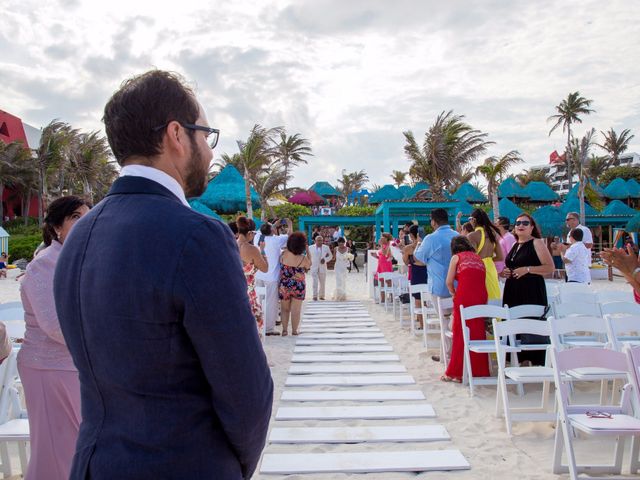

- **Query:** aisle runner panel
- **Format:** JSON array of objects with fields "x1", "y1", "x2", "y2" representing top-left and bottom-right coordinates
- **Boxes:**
[
  {"x1": 276, "y1": 404, "x2": 436, "y2": 420},
  {"x1": 300, "y1": 333, "x2": 383, "y2": 338},
  {"x1": 269, "y1": 424, "x2": 450, "y2": 444},
  {"x1": 303, "y1": 322, "x2": 376, "y2": 327},
  {"x1": 291, "y1": 354, "x2": 400, "y2": 363},
  {"x1": 289, "y1": 364, "x2": 406, "y2": 374},
  {"x1": 281, "y1": 390, "x2": 426, "y2": 401},
  {"x1": 295, "y1": 345, "x2": 393, "y2": 353},
  {"x1": 300, "y1": 318, "x2": 375, "y2": 324},
  {"x1": 301, "y1": 328, "x2": 381, "y2": 334},
  {"x1": 285, "y1": 374, "x2": 414, "y2": 386},
  {"x1": 296, "y1": 339, "x2": 389, "y2": 346},
  {"x1": 260, "y1": 450, "x2": 469, "y2": 474}
]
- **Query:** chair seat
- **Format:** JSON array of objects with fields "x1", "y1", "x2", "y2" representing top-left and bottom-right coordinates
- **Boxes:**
[
  {"x1": 505, "y1": 366, "x2": 554, "y2": 382},
  {"x1": 515, "y1": 343, "x2": 550, "y2": 351},
  {"x1": 469, "y1": 340, "x2": 518, "y2": 354},
  {"x1": 564, "y1": 340, "x2": 606, "y2": 348},
  {"x1": 0, "y1": 419, "x2": 29, "y2": 438},
  {"x1": 569, "y1": 414, "x2": 640, "y2": 434},
  {"x1": 566, "y1": 367, "x2": 628, "y2": 380}
]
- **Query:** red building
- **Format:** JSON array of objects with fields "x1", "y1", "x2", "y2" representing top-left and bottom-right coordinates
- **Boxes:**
[{"x1": 0, "y1": 109, "x2": 40, "y2": 218}]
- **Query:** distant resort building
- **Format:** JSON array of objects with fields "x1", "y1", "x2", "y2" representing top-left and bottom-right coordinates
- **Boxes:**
[
  {"x1": 0, "y1": 109, "x2": 42, "y2": 218},
  {"x1": 530, "y1": 150, "x2": 640, "y2": 196}
]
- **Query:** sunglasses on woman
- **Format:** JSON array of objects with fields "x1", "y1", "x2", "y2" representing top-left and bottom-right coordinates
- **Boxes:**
[{"x1": 514, "y1": 220, "x2": 531, "y2": 227}]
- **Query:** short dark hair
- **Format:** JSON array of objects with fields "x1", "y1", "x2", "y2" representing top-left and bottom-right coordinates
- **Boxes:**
[
  {"x1": 431, "y1": 208, "x2": 448, "y2": 226},
  {"x1": 260, "y1": 223, "x2": 273, "y2": 236},
  {"x1": 236, "y1": 216, "x2": 256, "y2": 236},
  {"x1": 337, "y1": 237, "x2": 346, "y2": 244},
  {"x1": 497, "y1": 216, "x2": 510, "y2": 230},
  {"x1": 409, "y1": 224, "x2": 420, "y2": 238},
  {"x1": 227, "y1": 221, "x2": 238, "y2": 235},
  {"x1": 287, "y1": 232, "x2": 307, "y2": 255},
  {"x1": 462, "y1": 222, "x2": 474, "y2": 234},
  {"x1": 570, "y1": 228, "x2": 584, "y2": 241},
  {"x1": 103, "y1": 70, "x2": 200, "y2": 165},
  {"x1": 451, "y1": 235, "x2": 474, "y2": 254},
  {"x1": 43, "y1": 195, "x2": 89, "y2": 246}
]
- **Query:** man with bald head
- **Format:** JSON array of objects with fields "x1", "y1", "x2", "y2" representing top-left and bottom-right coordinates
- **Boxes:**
[{"x1": 54, "y1": 70, "x2": 273, "y2": 480}]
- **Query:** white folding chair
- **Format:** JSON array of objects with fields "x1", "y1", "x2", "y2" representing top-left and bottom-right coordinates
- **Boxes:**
[
  {"x1": 560, "y1": 291, "x2": 598, "y2": 306},
  {"x1": 460, "y1": 304, "x2": 510, "y2": 397},
  {"x1": 407, "y1": 283, "x2": 428, "y2": 331},
  {"x1": 600, "y1": 301, "x2": 640, "y2": 317},
  {"x1": 507, "y1": 304, "x2": 547, "y2": 320},
  {"x1": 0, "y1": 309, "x2": 24, "y2": 323},
  {"x1": 597, "y1": 291, "x2": 635, "y2": 304},
  {"x1": 392, "y1": 276, "x2": 410, "y2": 324},
  {"x1": 493, "y1": 319, "x2": 555, "y2": 435},
  {"x1": 0, "y1": 349, "x2": 29, "y2": 478},
  {"x1": 2, "y1": 322, "x2": 25, "y2": 344},
  {"x1": 420, "y1": 291, "x2": 440, "y2": 349},
  {"x1": 552, "y1": 301, "x2": 603, "y2": 321},
  {"x1": 546, "y1": 281, "x2": 561, "y2": 306},
  {"x1": 378, "y1": 272, "x2": 395, "y2": 312},
  {"x1": 624, "y1": 345, "x2": 640, "y2": 474},
  {"x1": 255, "y1": 286, "x2": 267, "y2": 339},
  {"x1": 551, "y1": 347, "x2": 640, "y2": 478},
  {"x1": 0, "y1": 303, "x2": 22, "y2": 311},
  {"x1": 559, "y1": 282, "x2": 592, "y2": 302},
  {"x1": 606, "y1": 314, "x2": 640, "y2": 351},
  {"x1": 436, "y1": 296, "x2": 454, "y2": 368}
]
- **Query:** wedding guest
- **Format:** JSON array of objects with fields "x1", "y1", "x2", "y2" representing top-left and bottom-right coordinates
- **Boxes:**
[
  {"x1": 501, "y1": 213, "x2": 554, "y2": 365},
  {"x1": 403, "y1": 224, "x2": 427, "y2": 328},
  {"x1": 0, "y1": 252, "x2": 8, "y2": 279},
  {"x1": 279, "y1": 232, "x2": 312, "y2": 335},
  {"x1": 346, "y1": 239, "x2": 359, "y2": 273},
  {"x1": 18, "y1": 196, "x2": 89, "y2": 480},
  {"x1": 467, "y1": 209, "x2": 503, "y2": 302},
  {"x1": 564, "y1": 211, "x2": 593, "y2": 249},
  {"x1": 442, "y1": 236, "x2": 489, "y2": 382},
  {"x1": 237, "y1": 216, "x2": 269, "y2": 332},
  {"x1": 333, "y1": 237, "x2": 352, "y2": 301},
  {"x1": 371, "y1": 233, "x2": 394, "y2": 303},
  {"x1": 562, "y1": 228, "x2": 591, "y2": 283},
  {"x1": 309, "y1": 235, "x2": 332, "y2": 300},
  {"x1": 494, "y1": 216, "x2": 516, "y2": 274}
]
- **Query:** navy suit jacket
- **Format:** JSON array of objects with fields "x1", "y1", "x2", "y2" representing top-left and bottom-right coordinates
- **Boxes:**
[{"x1": 54, "y1": 176, "x2": 273, "y2": 479}]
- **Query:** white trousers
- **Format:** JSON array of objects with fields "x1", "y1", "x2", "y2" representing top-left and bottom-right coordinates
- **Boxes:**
[
  {"x1": 256, "y1": 278, "x2": 279, "y2": 332},
  {"x1": 311, "y1": 270, "x2": 327, "y2": 299}
]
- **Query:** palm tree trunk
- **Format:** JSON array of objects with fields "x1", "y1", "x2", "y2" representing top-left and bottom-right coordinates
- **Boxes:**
[
  {"x1": 23, "y1": 191, "x2": 31, "y2": 226},
  {"x1": 283, "y1": 162, "x2": 288, "y2": 198},
  {"x1": 244, "y1": 166, "x2": 253, "y2": 218},
  {"x1": 0, "y1": 184, "x2": 4, "y2": 225},
  {"x1": 492, "y1": 188, "x2": 499, "y2": 221},
  {"x1": 566, "y1": 128, "x2": 573, "y2": 190},
  {"x1": 578, "y1": 167, "x2": 586, "y2": 225},
  {"x1": 38, "y1": 166, "x2": 46, "y2": 226}
]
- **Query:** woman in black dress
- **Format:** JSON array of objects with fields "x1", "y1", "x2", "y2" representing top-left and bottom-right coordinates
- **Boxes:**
[{"x1": 501, "y1": 213, "x2": 555, "y2": 365}]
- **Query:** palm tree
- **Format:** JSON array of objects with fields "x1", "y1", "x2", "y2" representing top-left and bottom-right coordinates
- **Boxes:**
[
  {"x1": 337, "y1": 170, "x2": 369, "y2": 202},
  {"x1": 390, "y1": 170, "x2": 407, "y2": 187},
  {"x1": 516, "y1": 168, "x2": 552, "y2": 186},
  {"x1": 585, "y1": 155, "x2": 609, "y2": 181},
  {"x1": 12, "y1": 149, "x2": 40, "y2": 224},
  {"x1": 449, "y1": 165, "x2": 475, "y2": 192},
  {"x1": 597, "y1": 128, "x2": 635, "y2": 167},
  {"x1": 66, "y1": 131, "x2": 112, "y2": 202},
  {"x1": 548, "y1": 92, "x2": 595, "y2": 190},
  {"x1": 253, "y1": 164, "x2": 288, "y2": 219},
  {"x1": 404, "y1": 110, "x2": 492, "y2": 200},
  {"x1": 0, "y1": 141, "x2": 30, "y2": 223},
  {"x1": 476, "y1": 150, "x2": 523, "y2": 219},
  {"x1": 35, "y1": 120, "x2": 77, "y2": 224},
  {"x1": 235, "y1": 125, "x2": 282, "y2": 218},
  {"x1": 274, "y1": 132, "x2": 313, "y2": 196},
  {"x1": 572, "y1": 129, "x2": 597, "y2": 224}
]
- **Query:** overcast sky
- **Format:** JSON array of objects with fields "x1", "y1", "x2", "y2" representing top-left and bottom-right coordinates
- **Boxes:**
[{"x1": 2, "y1": 0, "x2": 639, "y2": 189}]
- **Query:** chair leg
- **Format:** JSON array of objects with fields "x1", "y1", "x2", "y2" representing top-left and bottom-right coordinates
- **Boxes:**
[
  {"x1": 612, "y1": 436, "x2": 626, "y2": 475},
  {"x1": 631, "y1": 435, "x2": 640, "y2": 474},
  {"x1": 17, "y1": 442, "x2": 28, "y2": 477},
  {"x1": 0, "y1": 443, "x2": 11, "y2": 479}
]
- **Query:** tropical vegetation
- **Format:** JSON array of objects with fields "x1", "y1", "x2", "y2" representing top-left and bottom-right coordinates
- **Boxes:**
[{"x1": 476, "y1": 150, "x2": 523, "y2": 219}]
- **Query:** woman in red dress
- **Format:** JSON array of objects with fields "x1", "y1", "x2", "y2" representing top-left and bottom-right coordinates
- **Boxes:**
[{"x1": 442, "y1": 236, "x2": 490, "y2": 382}]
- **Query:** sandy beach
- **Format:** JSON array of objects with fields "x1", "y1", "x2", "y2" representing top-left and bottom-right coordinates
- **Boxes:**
[
  {"x1": 257, "y1": 269, "x2": 632, "y2": 479},
  {"x1": 0, "y1": 268, "x2": 633, "y2": 479}
]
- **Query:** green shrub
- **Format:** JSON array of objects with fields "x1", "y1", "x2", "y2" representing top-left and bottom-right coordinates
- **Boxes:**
[
  {"x1": 600, "y1": 166, "x2": 640, "y2": 185},
  {"x1": 273, "y1": 204, "x2": 312, "y2": 230},
  {"x1": 8, "y1": 234, "x2": 42, "y2": 262},
  {"x1": 4, "y1": 217, "x2": 41, "y2": 236},
  {"x1": 336, "y1": 205, "x2": 376, "y2": 216}
]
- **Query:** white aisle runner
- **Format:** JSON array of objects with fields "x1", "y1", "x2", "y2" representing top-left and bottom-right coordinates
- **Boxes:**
[{"x1": 259, "y1": 301, "x2": 471, "y2": 476}]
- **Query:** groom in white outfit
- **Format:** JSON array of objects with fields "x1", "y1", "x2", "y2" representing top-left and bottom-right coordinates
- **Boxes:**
[{"x1": 309, "y1": 235, "x2": 332, "y2": 300}]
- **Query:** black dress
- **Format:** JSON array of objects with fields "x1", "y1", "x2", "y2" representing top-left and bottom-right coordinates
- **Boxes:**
[{"x1": 503, "y1": 238, "x2": 548, "y2": 365}]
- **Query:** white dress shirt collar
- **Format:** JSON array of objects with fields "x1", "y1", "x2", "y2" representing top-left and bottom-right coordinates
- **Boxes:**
[{"x1": 120, "y1": 165, "x2": 190, "y2": 208}]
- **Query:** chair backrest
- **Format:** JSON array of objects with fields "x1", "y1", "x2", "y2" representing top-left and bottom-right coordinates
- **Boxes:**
[
  {"x1": 552, "y1": 346, "x2": 630, "y2": 414},
  {"x1": 493, "y1": 318, "x2": 551, "y2": 368},
  {"x1": 605, "y1": 314, "x2": 640, "y2": 351},
  {"x1": 548, "y1": 315, "x2": 608, "y2": 350},
  {"x1": 552, "y1": 301, "x2": 602, "y2": 319},
  {"x1": 0, "y1": 308, "x2": 24, "y2": 322},
  {"x1": 409, "y1": 283, "x2": 429, "y2": 296},
  {"x1": 460, "y1": 304, "x2": 509, "y2": 324},
  {"x1": 0, "y1": 349, "x2": 19, "y2": 424},
  {"x1": 597, "y1": 291, "x2": 634, "y2": 304},
  {"x1": 507, "y1": 304, "x2": 547, "y2": 320},
  {"x1": 599, "y1": 301, "x2": 640, "y2": 317},
  {"x1": 624, "y1": 344, "x2": 640, "y2": 412},
  {"x1": 0, "y1": 302, "x2": 22, "y2": 311},
  {"x1": 3, "y1": 321, "x2": 25, "y2": 341},
  {"x1": 559, "y1": 282, "x2": 592, "y2": 297},
  {"x1": 545, "y1": 281, "x2": 561, "y2": 298},
  {"x1": 560, "y1": 291, "x2": 598, "y2": 305}
]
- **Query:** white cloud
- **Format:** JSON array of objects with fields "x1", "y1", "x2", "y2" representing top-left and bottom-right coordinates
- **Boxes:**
[{"x1": 0, "y1": 0, "x2": 638, "y2": 190}]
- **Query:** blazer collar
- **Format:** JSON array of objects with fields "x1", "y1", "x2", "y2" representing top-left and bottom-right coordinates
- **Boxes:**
[{"x1": 107, "y1": 176, "x2": 186, "y2": 206}]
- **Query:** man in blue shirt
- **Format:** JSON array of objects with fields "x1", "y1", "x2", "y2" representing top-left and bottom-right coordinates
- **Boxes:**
[{"x1": 414, "y1": 208, "x2": 459, "y2": 298}]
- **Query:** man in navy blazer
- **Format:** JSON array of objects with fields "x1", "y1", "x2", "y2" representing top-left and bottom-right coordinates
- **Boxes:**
[{"x1": 54, "y1": 70, "x2": 273, "y2": 479}]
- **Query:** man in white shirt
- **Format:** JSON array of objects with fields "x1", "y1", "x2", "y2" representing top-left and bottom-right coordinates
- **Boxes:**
[
  {"x1": 562, "y1": 228, "x2": 591, "y2": 283},
  {"x1": 256, "y1": 218, "x2": 292, "y2": 334},
  {"x1": 565, "y1": 212, "x2": 593, "y2": 249},
  {"x1": 309, "y1": 235, "x2": 332, "y2": 300}
]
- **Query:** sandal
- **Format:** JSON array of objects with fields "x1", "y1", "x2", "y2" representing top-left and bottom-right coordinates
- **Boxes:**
[
  {"x1": 292, "y1": 331, "x2": 299, "y2": 336},
  {"x1": 282, "y1": 331, "x2": 288, "y2": 337},
  {"x1": 440, "y1": 375, "x2": 462, "y2": 383}
]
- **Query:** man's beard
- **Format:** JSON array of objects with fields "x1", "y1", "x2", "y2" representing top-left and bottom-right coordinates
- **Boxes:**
[{"x1": 184, "y1": 138, "x2": 209, "y2": 198}]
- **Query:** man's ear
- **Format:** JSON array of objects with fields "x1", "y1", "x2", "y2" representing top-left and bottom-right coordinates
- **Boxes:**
[{"x1": 163, "y1": 121, "x2": 188, "y2": 157}]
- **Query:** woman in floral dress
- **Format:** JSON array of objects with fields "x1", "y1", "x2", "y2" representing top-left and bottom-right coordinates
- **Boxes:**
[
  {"x1": 237, "y1": 217, "x2": 268, "y2": 333},
  {"x1": 279, "y1": 232, "x2": 312, "y2": 336}
]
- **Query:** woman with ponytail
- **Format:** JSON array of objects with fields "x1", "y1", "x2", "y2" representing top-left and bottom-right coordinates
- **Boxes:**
[{"x1": 17, "y1": 195, "x2": 89, "y2": 480}]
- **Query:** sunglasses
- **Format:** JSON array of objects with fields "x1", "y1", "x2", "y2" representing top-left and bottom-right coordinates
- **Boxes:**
[
  {"x1": 514, "y1": 220, "x2": 531, "y2": 227},
  {"x1": 586, "y1": 411, "x2": 612, "y2": 419},
  {"x1": 565, "y1": 217, "x2": 577, "y2": 222}
]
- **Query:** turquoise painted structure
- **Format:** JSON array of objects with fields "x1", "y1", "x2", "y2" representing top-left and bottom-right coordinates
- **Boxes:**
[{"x1": 299, "y1": 200, "x2": 474, "y2": 243}]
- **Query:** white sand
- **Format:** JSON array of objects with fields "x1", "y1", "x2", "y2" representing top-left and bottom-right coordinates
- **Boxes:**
[{"x1": 0, "y1": 268, "x2": 633, "y2": 479}]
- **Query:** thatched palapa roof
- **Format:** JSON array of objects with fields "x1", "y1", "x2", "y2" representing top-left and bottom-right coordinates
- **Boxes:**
[
  {"x1": 521, "y1": 181, "x2": 559, "y2": 202},
  {"x1": 368, "y1": 184, "x2": 403, "y2": 204},
  {"x1": 452, "y1": 182, "x2": 487, "y2": 203},
  {"x1": 602, "y1": 199, "x2": 637, "y2": 216},
  {"x1": 489, "y1": 198, "x2": 524, "y2": 223},
  {"x1": 604, "y1": 178, "x2": 632, "y2": 200},
  {"x1": 497, "y1": 177, "x2": 529, "y2": 199},
  {"x1": 310, "y1": 181, "x2": 341, "y2": 197},
  {"x1": 199, "y1": 165, "x2": 260, "y2": 213}
]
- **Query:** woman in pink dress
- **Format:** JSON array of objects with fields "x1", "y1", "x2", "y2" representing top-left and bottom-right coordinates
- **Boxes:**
[
  {"x1": 442, "y1": 235, "x2": 490, "y2": 382},
  {"x1": 17, "y1": 196, "x2": 89, "y2": 480},
  {"x1": 371, "y1": 233, "x2": 393, "y2": 303}
]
